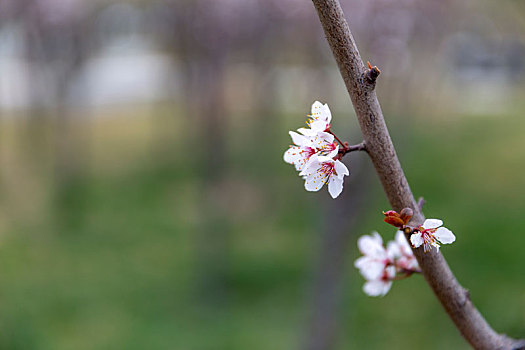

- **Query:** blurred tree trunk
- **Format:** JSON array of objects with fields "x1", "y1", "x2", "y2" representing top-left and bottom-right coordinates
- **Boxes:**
[
  {"x1": 165, "y1": 0, "x2": 234, "y2": 305},
  {"x1": 50, "y1": 20, "x2": 92, "y2": 230},
  {"x1": 301, "y1": 158, "x2": 370, "y2": 350},
  {"x1": 21, "y1": 1, "x2": 51, "y2": 171},
  {"x1": 195, "y1": 55, "x2": 231, "y2": 305}
]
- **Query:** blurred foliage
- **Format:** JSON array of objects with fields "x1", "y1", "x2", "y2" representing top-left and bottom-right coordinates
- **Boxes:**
[
  {"x1": 0, "y1": 0, "x2": 524, "y2": 348},
  {"x1": 0, "y1": 104, "x2": 524, "y2": 349}
]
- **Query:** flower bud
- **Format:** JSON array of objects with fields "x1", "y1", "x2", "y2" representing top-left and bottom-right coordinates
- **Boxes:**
[
  {"x1": 382, "y1": 210, "x2": 404, "y2": 228},
  {"x1": 400, "y1": 208, "x2": 413, "y2": 225}
]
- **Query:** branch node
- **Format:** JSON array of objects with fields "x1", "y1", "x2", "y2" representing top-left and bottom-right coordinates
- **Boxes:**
[
  {"x1": 364, "y1": 61, "x2": 381, "y2": 85},
  {"x1": 417, "y1": 197, "x2": 426, "y2": 211},
  {"x1": 462, "y1": 288, "x2": 471, "y2": 306}
]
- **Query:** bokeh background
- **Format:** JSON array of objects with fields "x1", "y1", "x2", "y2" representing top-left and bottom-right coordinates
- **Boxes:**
[{"x1": 0, "y1": 0, "x2": 524, "y2": 349}]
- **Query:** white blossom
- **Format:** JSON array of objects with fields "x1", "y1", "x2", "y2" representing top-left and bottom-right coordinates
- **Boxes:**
[
  {"x1": 306, "y1": 101, "x2": 332, "y2": 132},
  {"x1": 410, "y1": 219, "x2": 456, "y2": 252},
  {"x1": 354, "y1": 232, "x2": 397, "y2": 297},
  {"x1": 283, "y1": 101, "x2": 350, "y2": 198},
  {"x1": 388, "y1": 231, "x2": 419, "y2": 271},
  {"x1": 363, "y1": 265, "x2": 395, "y2": 297},
  {"x1": 300, "y1": 155, "x2": 349, "y2": 198},
  {"x1": 355, "y1": 231, "x2": 420, "y2": 297},
  {"x1": 283, "y1": 109, "x2": 338, "y2": 173},
  {"x1": 283, "y1": 131, "x2": 317, "y2": 171},
  {"x1": 354, "y1": 232, "x2": 391, "y2": 280}
]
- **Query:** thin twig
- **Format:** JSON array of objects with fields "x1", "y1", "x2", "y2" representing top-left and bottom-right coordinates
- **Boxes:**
[
  {"x1": 329, "y1": 130, "x2": 347, "y2": 150},
  {"x1": 311, "y1": 0, "x2": 524, "y2": 349},
  {"x1": 339, "y1": 141, "x2": 367, "y2": 156}
]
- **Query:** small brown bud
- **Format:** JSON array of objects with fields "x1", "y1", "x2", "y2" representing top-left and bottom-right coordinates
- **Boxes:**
[{"x1": 400, "y1": 208, "x2": 413, "y2": 225}]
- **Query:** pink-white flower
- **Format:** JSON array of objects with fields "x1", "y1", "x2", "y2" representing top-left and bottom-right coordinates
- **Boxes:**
[
  {"x1": 410, "y1": 219, "x2": 456, "y2": 252},
  {"x1": 283, "y1": 131, "x2": 317, "y2": 171},
  {"x1": 310, "y1": 101, "x2": 332, "y2": 123},
  {"x1": 295, "y1": 101, "x2": 332, "y2": 137},
  {"x1": 354, "y1": 232, "x2": 396, "y2": 297},
  {"x1": 354, "y1": 232, "x2": 392, "y2": 280},
  {"x1": 284, "y1": 101, "x2": 351, "y2": 198},
  {"x1": 388, "y1": 231, "x2": 419, "y2": 271},
  {"x1": 300, "y1": 155, "x2": 349, "y2": 198},
  {"x1": 363, "y1": 265, "x2": 395, "y2": 297},
  {"x1": 283, "y1": 130, "x2": 338, "y2": 172},
  {"x1": 306, "y1": 101, "x2": 332, "y2": 133},
  {"x1": 355, "y1": 231, "x2": 421, "y2": 297}
]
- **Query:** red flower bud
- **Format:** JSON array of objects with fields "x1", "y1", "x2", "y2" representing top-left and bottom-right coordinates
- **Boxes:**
[{"x1": 382, "y1": 210, "x2": 404, "y2": 228}]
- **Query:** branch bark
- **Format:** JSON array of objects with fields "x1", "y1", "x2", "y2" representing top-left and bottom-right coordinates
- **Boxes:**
[{"x1": 311, "y1": 1, "x2": 525, "y2": 349}]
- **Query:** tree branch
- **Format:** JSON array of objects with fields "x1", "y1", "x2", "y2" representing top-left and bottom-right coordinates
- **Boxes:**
[
  {"x1": 339, "y1": 141, "x2": 367, "y2": 156},
  {"x1": 311, "y1": 0, "x2": 524, "y2": 349}
]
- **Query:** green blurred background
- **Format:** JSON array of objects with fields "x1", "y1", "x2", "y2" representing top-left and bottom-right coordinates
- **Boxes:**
[{"x1": 0, "y1": 0, "x2": 524, "y2": 349}]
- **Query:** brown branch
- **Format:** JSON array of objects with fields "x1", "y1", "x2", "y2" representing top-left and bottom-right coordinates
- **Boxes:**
[{"x1": 311, "y1": 0, "x2": 524, "y2": 349}]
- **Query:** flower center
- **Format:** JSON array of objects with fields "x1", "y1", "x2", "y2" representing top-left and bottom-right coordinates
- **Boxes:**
[
  {"x1": 317, "y1": 162, "x2": 336, "y2": 180},
  {"x1": 318, "y1": 142, "x2": 337, "y2": 156},
  {"x1": 421, "y1": 229, "x2": 440, "y2": 252}
]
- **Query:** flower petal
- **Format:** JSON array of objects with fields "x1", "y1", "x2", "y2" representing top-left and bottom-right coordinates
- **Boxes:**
[
  {"x1": 395, "y1": 231, "x2": 409, "y2": 248},
  {"x1": 297, "y1": 127, "x2": 317, "y2": 137},
  {"x1": 396, "y1": 231, "x2": 411, "y2": 252},
  {"x1": 371, "y1": 231, "x2": 383, "y2": 246},
  {"x1": 385, "y1": 265, "x2": 396, "y2": 279},
  {"x1": 422, "y1": 219, "x2": 443, "y2": 229},
  {"x1": 284, "y1": 146, "x2": 313, "y2": 171},
  {"x1": 283, "y1": 146, "x2": 302, "y2": 162},
  {"x1": 320, "y1": 103, "x2": 332, "y2": 123},
  {"x1": 304, "y1": 176, "x2": 325, "y2": 192},
  {"x1": 316, "y1": 131, "x2": 335, "y2": 143},
  {"x1": 386, "y1": 240, "x2": 401, "y2": 260},
  {"x1": 328, "y1": 175, "x2": 344, "y2": 198},
  {"x1": 310, "y1": 101, "x2": 332, "y2": 123},
  {"x1": 301, "y1": 154, "x2": 321, "y2": 170},
  {"x1": 309, "y1": 136, "x2": 337, "y2": 156},
  {"x1": 363, "y1": 280, "x2": 391, "y2": 297},
  {"x1": 434, "y1": 227, "x2": 456, "y2": 244},
  {"x1": 316, "y1": 155, "x2": 333, "y2": 163},
  {"x1": 333, "y1": 160, "x2": 349, "y2": 177},
  {"x1": 289, "y1": 131, "x2": 308, "y2": 146},
  {"x1": 303, "y1": 160, "x2": 327, "y2": 192},
  {"x1": 410, "y1": 232, "x2": 424, "y2": 248},
  {"x1": 309, "y1": 120, "x2": 329, "y2": 132},
  {"x1": 357, "y1": 232, "x2": 385, "y2": 257},
  {"x1": 326, "y1": 146, "x2": 339, "y2": 159},
  {"x1": 354, "y1": 257, "x2": 385, "y2": 280},
  {"x1": 311, "y1": 101, "x2": 323, "y2": 115}
]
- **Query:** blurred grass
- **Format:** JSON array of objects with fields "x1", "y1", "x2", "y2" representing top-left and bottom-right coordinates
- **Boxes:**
[{"x1": 0, "y1": 105, "x2": 524, "y2": 349}]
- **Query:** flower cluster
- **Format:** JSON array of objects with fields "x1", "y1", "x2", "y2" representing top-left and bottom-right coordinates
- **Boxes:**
[
  {"x1": 383, "y1": 210, "x2": 456, "y2": 252},
  {"x1": 283, "y1": 101, "x2": 349, "y2": 199},
  {"x1": 355, "y1": 208, "x2": 456, "y2": 297},
  {"x1": 354, "y1": 231, "x2": 420, "y2": 297}
]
